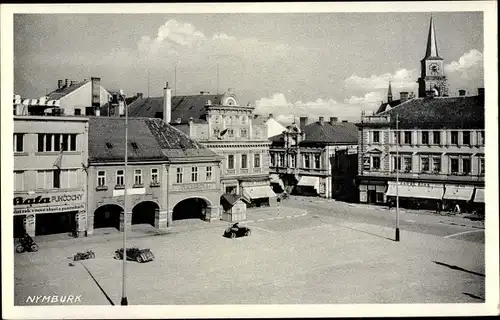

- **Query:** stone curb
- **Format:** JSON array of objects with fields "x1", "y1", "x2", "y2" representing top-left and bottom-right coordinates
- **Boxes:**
[{"x1": 241, "y1": 211, "x2": 308, "y2": 224}]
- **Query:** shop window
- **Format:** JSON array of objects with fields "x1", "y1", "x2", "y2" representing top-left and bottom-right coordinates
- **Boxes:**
[
  {"x1": 422, "y1": 132, "x2": 429, "y2": 145},
  {"x1": 176, "y1": 168, "x2": 183, "y2": 183},
  {"x1": 433, "y1": 131, "x2": 441, "y2": 145},
  {"x1": 206, "y1": 166, "x2": 213, "y2": 181},
  {"x1": 97, "y1": 171, "x2": 106, "y2": 187},
  {"x1": 228, "y1": 155, "x2": 235, "y2": 169},
  {"x1": 462, "y1": 158, "x2": 471, "y2": 174},
  {"x1": 451, "y1": 131, "x2": 459, "y2": 145},
  {"x1": 191, "y1": 167, "x2": 198, "y2": 182},
  {"x1": 373, "y1": 131, "x2": 380, "y2": 143},
  {"x1": 116, "y1": 170, "x2": 124, "y2": 187},
  {"x1": 254, "y1": 154, "x2": 261, "y2": 168},
  {"x1": 462, "y1": 131, "x2": 471, "y2": 145},
  {"x1": 421, "y1": 157, "x2": 429, "y2": 172},
  {"x1": 450, "y1": 158, "x2": 459, "y2": 174},
  {"x1": 432, "y1": 157, "x2": 441, "y2": 173},
  {"x1": 151, "y1": 168, "x2": 159, "y2": 185},
  {"x1": 404, "y1": 131, "x2": 412, "y2": 144},
  {"x1": 372, "y1": 156, "x2": 380, "y2": 170},
  {"x1": 13, "y1": 133, "x2": 24, "y2": 152},
  {"x1": 241, "y1": 154, "x2": 248, "y2": 169},
  {"x1": 304, "y1": 154, "x2": 310, "y2": 168},
  {"x1": 376, "y1": 192, "x2": 384, "y2": 203},
  {"x1": 134, "y1": 169, "x2": 143, "y2": 186}
]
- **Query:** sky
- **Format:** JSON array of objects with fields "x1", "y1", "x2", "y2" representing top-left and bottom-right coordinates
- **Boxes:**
[{"x1": 13, "y1": 11, "x2": 484, "y2": 123}]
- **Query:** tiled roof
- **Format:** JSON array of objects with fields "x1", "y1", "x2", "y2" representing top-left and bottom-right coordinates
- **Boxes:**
[
  {"x1": 378, "y1": 96, "x2": 484, "y2": 129},
  {"x1": 375, "y1": 99, "x2": 401, "y2": 114},
  {"x1": 46, "y1": 80, "x2": 89, "y2": 101},
  {"x1": 88, "y1": 117, "x2": 218, "y2": 163},
  {"x1": 269, "y1": 121, "x2": 358, "y2": 145},
  {"x1": 128, "y1": 94, "x2": 223, "y2": 123},
  {"x1": 221, "y1": 194, "x2": 243, "y2": 206}
]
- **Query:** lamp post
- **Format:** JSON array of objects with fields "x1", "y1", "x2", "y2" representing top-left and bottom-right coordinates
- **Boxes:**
[
  {"x1": 395, "y1": 113, "x2": 400, "y2": 242},
  {"x1": 121, "y1": 89, "x2": 129, "y2": 305}
]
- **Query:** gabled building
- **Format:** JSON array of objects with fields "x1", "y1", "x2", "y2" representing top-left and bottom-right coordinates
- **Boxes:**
[
  {"x1": 128, "y1": 85, "x2": 277, "y2": 209},
  {"x1": 269, "y1": 116, "x2": 358, "y2": 200},
  {"x1": 87, "y1": 116, "x2": 223, "y2": 235},
  {"x1": 14, "y1": 77, "x2": 112, "y2": 117},
  {"x1": 252, "y1": 113, "x2": 288, "y2": 138}
]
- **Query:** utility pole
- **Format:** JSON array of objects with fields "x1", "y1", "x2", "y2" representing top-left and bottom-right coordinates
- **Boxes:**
[
  {"x1": 121, "y1": 89, "x2": 129, "y2": 305},
  {"x1": 395, "y1": 113, "x2": 400, "y2": 242}
]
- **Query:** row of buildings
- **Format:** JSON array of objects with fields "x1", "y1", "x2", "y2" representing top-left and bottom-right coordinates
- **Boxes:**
[{"x1": 12, "y1": 16, "x2": 485, "y2": 238}]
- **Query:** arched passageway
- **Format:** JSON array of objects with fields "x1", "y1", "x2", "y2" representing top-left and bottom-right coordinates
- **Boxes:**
[
  {"x1": 132, "y1": 201, "x2": 158, "y2": 226},
  {"x1": 93, "y1": 204, "x2": 122, "y2": 230},
  {"x1": 172, "y1": 198, "x2": 210, "y2": 221}
]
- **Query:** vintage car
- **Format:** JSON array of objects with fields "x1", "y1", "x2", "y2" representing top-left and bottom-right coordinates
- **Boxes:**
[
  {"x1": 224, "y1": 223, "x2": 251, "y2": 239},
  {"x1": 114, "y1": 248, "x2": 155, "y2": 263}
]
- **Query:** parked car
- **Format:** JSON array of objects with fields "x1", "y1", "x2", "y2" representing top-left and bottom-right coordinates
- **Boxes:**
[
  {"x1": 114, "y1": 248, "x2": 154, "y2": 263},
  {"x1": 224, "y1": 223, "x2": 251, "y2": 239}
]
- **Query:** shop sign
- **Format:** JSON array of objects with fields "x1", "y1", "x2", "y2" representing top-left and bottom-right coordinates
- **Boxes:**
[
  {"x1": 14, "y1": 192, "x2": 84, "y2": 207},
  {"x1": 399, "y1": 181, "x2": 441, "y2": 188},
  {"x1": 172, "y1": 182, "x2": 216, "y2": 192},
  {"x1": 14, "y1": 203, "x2": 85, "y2": 215},
  {"x1": 241, "y1": 181, "x2": 267, "y2": 187}
]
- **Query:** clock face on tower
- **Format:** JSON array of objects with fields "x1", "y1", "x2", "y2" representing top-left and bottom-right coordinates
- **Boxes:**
[{"x1": 429, "y1": 63, "x2": 440, "y2": 75}]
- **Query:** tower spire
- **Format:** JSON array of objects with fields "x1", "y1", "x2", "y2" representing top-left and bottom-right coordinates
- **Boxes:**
[
  {"x1": 387, "y1": 81, "x2": 393, "y2": 103},
  {"x1": 424, "y1": 15, "x2": 440, "y2": 59}
]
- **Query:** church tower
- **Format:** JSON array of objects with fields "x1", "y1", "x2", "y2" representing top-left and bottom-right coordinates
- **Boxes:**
[
  {"x1": 417, "y1": 15, "x2": 448, "y2": 97},
  {"x1": 387, "y1": 81, "x2": 393, "y2": 103}
]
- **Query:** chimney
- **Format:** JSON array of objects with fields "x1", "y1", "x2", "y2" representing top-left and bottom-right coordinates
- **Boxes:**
[
  {"x1": 65, "y1": 79, "x2": 69, "y2": 87},
  {"x1": 458, "y1": 89, "x2": 466, "y2": 96},
  {"x1": 57, "y1": 80, "x2": 63, "y2": 89},
  {"x1": 478, "y1": 88, "x2": 484, "y2": 96},
  {"x1": 200, "y1": 91, "x2": 204, "y2": 95},
  {"x1": 342, "y1": 120, "x2": 348, "y2": 123},
  {"x1": 318, "y1": 116, "x2": 324, "y2": 125},
  {"x1": 137, "y1": 93, "x2": 143, "y2": 99},
  {"x1": 299, "y1": 117, "x2": 308, "y2": 130},
  {"x1": 268, "y1": 113, "x2": 274, "y2": 119},
  {"x1": 400, "y1": 92, "x2": 409, "y2": 103},
  {"x1": 91, "y1": 77, "x2": 101, "y2": 111},
  {"x1": 163, "y1": 82, "x2": 172, "y2": 124},
  {"x1": 175, "y1": 117, "x2": 181, "y2": 124},
  {"x1": 329, "y1": 117, "x2": 338, "y2": 124}
]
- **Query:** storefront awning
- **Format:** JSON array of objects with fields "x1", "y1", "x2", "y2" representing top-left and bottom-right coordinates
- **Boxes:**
[
  {"x1": 473, "y1": 188, "x2": 485, "y2": 203},
  {"x1": 385, "y1": 181, "x2": 444, "y2": 199},
  {"x1": 297, "y1": 176, "x2": 320, "y2": 191},
  {"x1": 443, "y1": 185, "x2": 474, "y2": 201},
  {"x1": 242, "y1": 186, "x2": 276, "y2": 200}
]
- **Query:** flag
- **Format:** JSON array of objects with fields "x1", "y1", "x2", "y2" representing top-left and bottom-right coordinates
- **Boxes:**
[
  {"x1": 219, "y1": 128, "x2": 228, "y2": 136},
  {"x1": 53, "y1": 143, "x2": 64, "y2": 169}
]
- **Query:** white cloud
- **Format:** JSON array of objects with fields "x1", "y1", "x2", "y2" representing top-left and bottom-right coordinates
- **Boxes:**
[
  {"x1": 212, "y1": 33, "x2": 235, "y2": 41},
  {"x1": 445, "y1": 49, "x2": 483, "y2": 74},
  {"x1": 254, "y1": 92, "x2": 381, "y2": 124},
  {"x1": 444, "y1": 49, "x2": 484, "y2": 95},
  {"x1": 345, "y1": 68, "x2": 418, "y2": 92}
]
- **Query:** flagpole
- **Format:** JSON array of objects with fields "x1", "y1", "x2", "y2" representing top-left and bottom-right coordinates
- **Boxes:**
[
  {"x1": 121, "y1": 90, "x2": 129, "y2": 305},
  {"x1": 395, "y1": 113, "x2": 400, "y2": 242}
]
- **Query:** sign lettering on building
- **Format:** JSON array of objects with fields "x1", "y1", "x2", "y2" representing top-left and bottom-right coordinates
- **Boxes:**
[
  {"x1": 171, "y1": 182, "x2": 216, "y2": 192},
  {"x1": 13, "y1": 192, "x2": 85, "y2": 215}
]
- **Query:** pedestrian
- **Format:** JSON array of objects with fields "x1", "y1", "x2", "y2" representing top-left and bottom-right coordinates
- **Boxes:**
[
  {"x1": 388, "y1": 198, "x2": 393, "y2": 210},
  {"x1": 454, "y1": 203, "x2": 461, "y2": 214},
  {"x1": 436, "y1": 201, "x2": 441, "y2": 214}
]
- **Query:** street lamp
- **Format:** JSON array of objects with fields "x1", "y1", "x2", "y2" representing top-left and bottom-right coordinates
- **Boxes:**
[
  {"x1": 121, "y1": 89, "x2": 129, "y2": 305},
  {"x1": 395, "y1": 113, "x2": 400, "y2": 242}
]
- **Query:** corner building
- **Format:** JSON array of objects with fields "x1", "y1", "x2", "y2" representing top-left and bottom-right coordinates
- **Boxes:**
[{"x1": 13, "y1": 116, "x2": 89, "y2": 237}]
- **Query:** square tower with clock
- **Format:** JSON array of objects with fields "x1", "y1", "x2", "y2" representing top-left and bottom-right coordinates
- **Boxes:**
[{"x1": 417, "y1": 16, "x2": 448, "y2": 97}]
